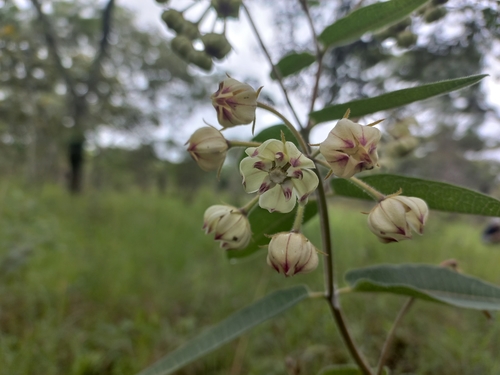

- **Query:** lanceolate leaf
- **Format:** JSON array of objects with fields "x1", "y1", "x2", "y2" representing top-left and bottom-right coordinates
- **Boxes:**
[
  {"x1": 331, "y1": 174, "x2": 500, "y2": 216},
  {"x1": 228, "y1": 202, "x2": 318, "y2": 259},
  {"x1": 318, "y1": 0, "x2": 429, "y2": 48},
  {"x1": 346, "y1": 264, "x2": 500, "y2": 310},
  {"x1": 136, "y1": 286, "x2": 310, "y2": 375},
  {"x1": 310, "y1": 75, "x2": 487, "y2": 125},
  {"x1": 271, "y1": 52, "x2": 316, "y2": 80}
]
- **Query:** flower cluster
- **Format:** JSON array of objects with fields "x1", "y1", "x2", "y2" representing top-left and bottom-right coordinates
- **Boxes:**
[{"x1": 187, "y1": 76, "x2": 429, "y2": 278}]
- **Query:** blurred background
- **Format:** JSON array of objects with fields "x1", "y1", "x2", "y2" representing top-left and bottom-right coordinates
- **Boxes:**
[{"x1": 1, "y1": 0, "x2": 500, "y2": 374}]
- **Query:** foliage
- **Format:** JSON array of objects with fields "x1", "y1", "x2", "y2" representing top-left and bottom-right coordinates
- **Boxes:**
[
  {"x1": 0, "y1": 0, "x2": 197, "y2": 186},
  {"x1": 142, "y1": 1, "x2": 500, "y2": 374}
]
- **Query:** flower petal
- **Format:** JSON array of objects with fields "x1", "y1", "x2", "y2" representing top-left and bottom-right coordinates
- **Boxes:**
[
  {"x1": 240, "y1": 157, "x2": 268, "y2": 193},
  {"x1": 291, "y1": 169, "x2": 319, "y2": 202},
  {"x1": 259, "y1": 185, "x2": 296, "y2": 213}
]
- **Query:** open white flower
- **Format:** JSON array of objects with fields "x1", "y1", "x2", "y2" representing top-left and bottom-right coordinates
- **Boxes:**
[{"x1": 240, "y1": 139, "x2": 319, "y2": 213}]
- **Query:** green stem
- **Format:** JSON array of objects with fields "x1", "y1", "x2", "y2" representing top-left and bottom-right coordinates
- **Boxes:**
[
  {"x1": 298, "y1": 0, "x2": 325, "y2": 130},
  {"x1": 315, "y1": 168, "x2": 374, "y2": 375},
  {"x1": 376, "y1": 298, "x2": 415, "y2": 375},
  {"x1": 239, "y1": 195, "x2": 260, "y2": 215},
  {"x1": 241, "y1": 2, "x2": 304, "y2": 129},
  {"x1": 257, "y1": 102, "x2": 309, "y2": 153},
  {"x1": 349, "y1": 176, "x2": 386, "y2": 201},
  {"x1": 228, "y1": 140, "x2": 261, "y2": 148},
  {"x1": 291, "y1": 204, "x2": 305, "y2": 233}
]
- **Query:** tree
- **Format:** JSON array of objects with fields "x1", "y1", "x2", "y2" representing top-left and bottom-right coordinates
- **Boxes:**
[{"x1": 0, "y1": 0, "x2": 197, "y2": 192}]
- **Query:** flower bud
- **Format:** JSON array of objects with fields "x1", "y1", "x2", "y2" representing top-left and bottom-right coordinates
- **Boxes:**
[
  {"x1": 202, "y1": 33, "x2": 232, "y2": 60},
  {"x1": 162, "y1": 9, "x2": 185, "y2": 33},
  {"x1": 267, "y1": 232, "x2": 318, "y2": 277},
  {"x1": 319, "y1": 118, "x2": 381, "y2": 178},
  {"x1": 171, "y1": 35, "x2": 195, "y2": 59},
  {"x1": 188, "y1": 50, "x2": 213, "y2": 71},
  {"x1": 203, "y1": 205, "x2": 252, "y2": 250},
  {"x1": 180, "y1": 21, "x2": 200, "y2": 40},
  {"x1": 211, "y1": 0, "x2": 241, "y2": 19},
  {"x1": 368, "y1": 195, "x2": 429, "y2": 243},
  {"x1": 211, "y1": 78, "x2": 262, "y2": 128},
  {"x1": 186, "y1": 126, "x2": 228, "y2": 172}
]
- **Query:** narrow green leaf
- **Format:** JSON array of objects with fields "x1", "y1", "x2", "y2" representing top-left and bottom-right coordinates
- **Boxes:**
[
  {"x1": 318, "y1": 0, "x2": 429, "y2": 48},
  {"x1": 331, "y1": 174, "x2": 500, "y2": 216},
  {"x1": 346, "y1": 264, "x2": 500, "y2": 310},
  {"x1": 137, "y1": 286, "x2": 310, "y2": 375},
  {"x1": 229, "y1": 202, "x2": 318, "y2": 259},
  {"x1": 271, "y1": 52, "x2": 316, "y2": 80},
  {"x1": 310, "y1": 75, "x2": 487, "y2": 125},
  {"x1": 318, "y1": 365, "x2": 388, "y2": 375}
]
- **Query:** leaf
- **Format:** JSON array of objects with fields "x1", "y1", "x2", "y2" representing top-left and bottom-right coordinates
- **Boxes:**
[
  {"x1": 310, "y1": 75, "x2": 487, "y2": 125},
  {"x1": 345, "y1": 264, "x2": 500, "y2": 310},
  {"x1": 229, "y1": 202, "x2": 318, "y2": 259},
  {"x1": 318, "y1": 0, "x2": 429, "y2": 48},
  {"x1": 271, "y1": 52, "x2": 316, "y2": 80},
  {"x1": 331, "y1": 174, "x2": 500, "y2": 216},
  {"x1": 136, "y1": 286, "x2": 310, "y2": 375},
  {"x1": 318, "y1": 365, "x2": 389, "y2": 375}
]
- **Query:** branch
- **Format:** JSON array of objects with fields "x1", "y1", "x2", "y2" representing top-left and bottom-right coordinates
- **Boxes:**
[
  {"x1": 88, "y1": 0, "x2": 115, "y2": 93},
  {"x1": 30, "y1": 0, "x2": 77, "y2": 98}
]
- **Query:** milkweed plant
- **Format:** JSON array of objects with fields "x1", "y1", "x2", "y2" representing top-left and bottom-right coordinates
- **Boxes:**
[{"x1": 140, "y1": 1, "x2": 500, "y2": 374}]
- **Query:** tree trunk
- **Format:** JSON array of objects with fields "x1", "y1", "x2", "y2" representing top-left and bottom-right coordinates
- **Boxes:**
[{"x1": 68, "y1": 137, "x2": 84, "y2": 193}]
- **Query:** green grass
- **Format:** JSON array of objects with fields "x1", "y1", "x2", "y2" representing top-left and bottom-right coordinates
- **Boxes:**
[{"x1": 1, "y1": 185, "x2": 500, "y2": 375}]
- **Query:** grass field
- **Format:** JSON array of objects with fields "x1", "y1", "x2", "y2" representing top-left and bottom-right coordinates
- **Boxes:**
[{"x1": 1, "y1": 184, "x2": 500, "y2": 375}]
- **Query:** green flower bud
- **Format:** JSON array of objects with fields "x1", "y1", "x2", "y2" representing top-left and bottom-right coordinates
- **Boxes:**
[
  {"x1": 171, "y1": 35, "x2": 195, "y2": 59},
  {"x1": 201, "y1": 33, "x2": 232, "y2": 60},
  {"x1": 162, "y1": 9, "x2": 185, "y2": 33},
  {"x1": 424, "y1": 7, "x2": 447, "y2": 23},
  {"x1": 396, "y1": 30, "x2": 417, "y2": 48},
  {"x1": 211, "y1": 0, "x2": 241, "y2": 19},
  {"x1": 180, "y1": 21, "x2": 200, "y2": 40},
  {"x1": 188, "y1": 50, "x2": 213, "y2": 71}
]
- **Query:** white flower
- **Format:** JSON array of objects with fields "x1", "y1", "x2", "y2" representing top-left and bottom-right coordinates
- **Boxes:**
[
  {"x1": 319, "y1": 118, "x2": 381, "y2": 178},
  {"x1": 368, "y1": 195, "x2": 429, "y2": 243},
  {"x1": 210, "y1": 78, "x2": 262, "y2": 128},
  {"x1": 186, "y1": 126, "x2": 228, "y2": 172},
  {"x1": 203, "y1": 205, "x2": 252, "y2": 250},
  {"x1": 240, "y1": 139, "x2": 319, "y2": 213},
  {"x1": 267, "y1": 232, "x2": 319, "y2": 277}
]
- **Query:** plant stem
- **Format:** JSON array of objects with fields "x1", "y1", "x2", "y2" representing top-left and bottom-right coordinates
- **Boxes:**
[
  {"x1": 257, "y1": 102, "x2": 309, "y2": 153},
  {"x1": 349, "y1": 176, "x2": 386, "y2": 201},
  {"x1": 298, "y1": 0, "x2": 325, "y2": 130},
  {"x1": 239, "y1": 195, "x2": 260, "y2": 215},
  {"x1": 228, "y1": 140, "x2": 261, "y2": 148},
  {"x1": 376, "y1": 298, "x2": 415, "y2": 375},
  {"x1": 241, "y1": 2, "x2": 304, "y2": 129},
  {"x1": 291, "y1": 204, "x2": 305, "y2": 232},
  {"x1": 315, "y1": 170, "x2": 374, "y2": 375}
]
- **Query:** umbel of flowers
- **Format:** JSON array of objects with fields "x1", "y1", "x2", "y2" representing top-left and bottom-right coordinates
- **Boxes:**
[{"x1": 187, "y1": 77, "x2": 429, "y2": 277}]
